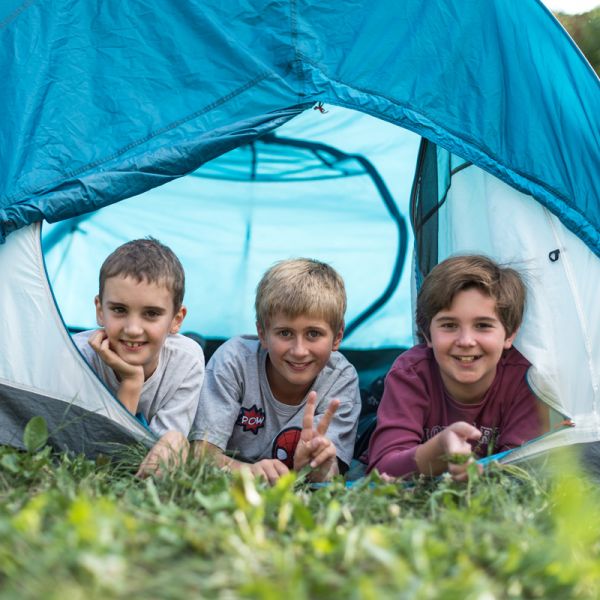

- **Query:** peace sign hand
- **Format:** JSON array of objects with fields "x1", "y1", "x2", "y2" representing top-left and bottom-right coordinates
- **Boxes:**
[{"x1": 293, "y1": 391, "x2": 340, "y2": 481}]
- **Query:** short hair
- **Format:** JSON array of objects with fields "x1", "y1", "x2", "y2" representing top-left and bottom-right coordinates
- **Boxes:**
[
  {"x1": 416, "y1": 255, "x2": 526, "y2": 342},
  {"x1": 255, "y1": 258, "x2": 346, "y2": 334},
  {"x1": 99, "y1": 238, "x2": 185, "y2": 311}
]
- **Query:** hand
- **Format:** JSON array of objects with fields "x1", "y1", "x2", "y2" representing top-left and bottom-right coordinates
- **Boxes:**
[
  {"x1": 293, "y1": 391, "x2": 340, "y2": 481},
  {"x1": 88, "y1": 329, "x2": 144, "y2": 413},
  {"x1": 439, "y1": 422, "x2": 483, "y2": 482},
  {"x1": 246, "y1": 459, "x2": 290, "y2": 486},
  {"x1": 88, "y1": 329, "x2": 144, "y2": 382},
  {"x1": 136, "y1": 430, "x2": 189, "y2": 478}
]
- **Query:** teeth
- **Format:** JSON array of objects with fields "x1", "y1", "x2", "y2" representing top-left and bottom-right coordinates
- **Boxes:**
[
  {"x1": 456, "y1": 356, "x2": 476, "y2": 362},
  {"x1": 123, "y1": 341, "x2": 144, "y2": 348}
]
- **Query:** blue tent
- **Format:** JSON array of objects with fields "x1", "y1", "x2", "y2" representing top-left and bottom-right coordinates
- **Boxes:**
[{"x1": 0, "y1": 0, "x2": 598, "y2": 460}]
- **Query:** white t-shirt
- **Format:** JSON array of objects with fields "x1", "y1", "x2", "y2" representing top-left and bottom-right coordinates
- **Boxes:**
[{"x1": 74, "y1": 330, "x2": 204, "y2": 436}]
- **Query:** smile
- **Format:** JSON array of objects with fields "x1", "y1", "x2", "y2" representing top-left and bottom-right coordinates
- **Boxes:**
[
  {"x1": 121, "y1": 341, "x2": 146, "y2": 348},
  {"x1": 286, "y1": 361, "x2": 312, "y2": 370},
  {"x1": 453, "y1": 355, "x2": 481, "y2": 363}
]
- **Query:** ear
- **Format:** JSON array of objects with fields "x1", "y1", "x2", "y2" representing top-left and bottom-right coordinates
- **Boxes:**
[
  {"x1": 169, "y1": 306, "x2": 187, "y2": 334},
  {"x1": 94, "y1": 295, "x2": 104, "y2": 327},
  {"x1": 332, "y1": 327, "x2": 344, "y2": 351},
  {"x1": 256, "y1": 321, "x2": 268, "y2": 349},
  {"x1": 422, "y1": 331, "x2": 433, "y2": 348},
  {"x1": 503, "y1": 327, "x2": 518, "y2": 350}
]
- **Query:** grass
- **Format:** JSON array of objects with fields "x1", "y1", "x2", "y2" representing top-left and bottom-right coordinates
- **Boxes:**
[{"x1": 0, "y1": 443, "x2": 599, "y2": 599}]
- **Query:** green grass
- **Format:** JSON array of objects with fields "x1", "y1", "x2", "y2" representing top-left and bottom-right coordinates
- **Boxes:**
[{"x1": 0, "y1": 444, "x2": 599, "y2": 599}]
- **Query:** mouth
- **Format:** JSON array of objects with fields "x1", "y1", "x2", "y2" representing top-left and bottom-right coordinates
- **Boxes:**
[
  {"x1": 452, "y1": 355, "x2": 481, "y2": 363},
  {"x1": 120, "y1": 340, "x2": 147, "y2": 349},
  {"x1": 286, "y1": 361, "x2": 313, "y2": 371}
]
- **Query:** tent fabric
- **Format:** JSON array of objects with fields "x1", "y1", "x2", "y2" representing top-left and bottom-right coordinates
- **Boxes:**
[
  {"x1": 42, "y1": 108, "x2": 421, "y2": 350},
  {"x1": 0, "y1": 223, "x2": 155, "y2": 451},
  {"x1": 1, "y1": 0, "x2": 599, "y2": 254},
  {"x1": 0, "y1": 0, "x2": 598, "y2": 461}
]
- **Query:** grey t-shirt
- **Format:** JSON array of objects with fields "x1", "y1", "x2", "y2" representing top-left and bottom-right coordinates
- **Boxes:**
[
  {"x1": 74, "y1": 330, "x2": 205, "y2": 437},
  {"x1": 189, "y1": 335, "x2": 361, "y2": 467}
]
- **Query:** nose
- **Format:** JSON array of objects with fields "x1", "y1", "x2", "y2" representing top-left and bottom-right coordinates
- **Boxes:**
[
  {"x1": 290, "y1": 336, "x2": 309, "y2": 358},
  {"x1": 123, "y1": 316, "x2": 144, "y2": 338},
  {"x1": 456, "y1": 328, "x2": 476, "y2": 347}
]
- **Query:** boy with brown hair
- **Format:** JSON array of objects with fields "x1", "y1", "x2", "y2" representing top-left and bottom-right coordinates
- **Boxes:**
[
  {"x1": 367, "y1": 254, "x2": 547, "y2": 481},
  {"x1": 189, "y1": 258, "x2": 361, "y2": 484},
  {"x1": 73, "y1": 238, "x2": 204, "y2": 438}
]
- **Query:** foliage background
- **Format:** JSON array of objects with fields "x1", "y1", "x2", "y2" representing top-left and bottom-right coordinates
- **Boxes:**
[{"x1": 556, "y1": 8, "x2": 600, "y2": 74}]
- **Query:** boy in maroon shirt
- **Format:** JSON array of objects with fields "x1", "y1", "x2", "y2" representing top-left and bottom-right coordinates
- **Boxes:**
[{"x1": 367, "y1": 255, "x2": 547, "y2": 481}]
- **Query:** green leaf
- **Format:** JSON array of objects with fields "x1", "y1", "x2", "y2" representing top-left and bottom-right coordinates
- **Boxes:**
[{"x1": 23, "y1": 416, "x2": 49, "y2": 453}]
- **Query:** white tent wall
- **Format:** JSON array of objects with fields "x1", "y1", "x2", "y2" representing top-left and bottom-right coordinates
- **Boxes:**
[
  {"x1": 436, "y1": 162, "x2": 600, "y2": 462},
  {"x1": 0, "y1": 223, "x2": 155, "y2": 453}
]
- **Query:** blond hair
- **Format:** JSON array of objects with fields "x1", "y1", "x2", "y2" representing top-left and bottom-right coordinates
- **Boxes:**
[
  {"x1": 416, "y1": 255, "x2": 526, "y2": 342},
  {"x1": 99, "y1": 237, "x2": 185, "y2": 311},
  {"x1": 255, "y1": 258, "x2": 346, "y2": 333}
]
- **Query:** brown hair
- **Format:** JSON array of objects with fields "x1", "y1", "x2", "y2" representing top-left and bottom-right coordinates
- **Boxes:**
[
  {"x1": 416, "y1": 255, "x2": 526, "y2": 342},
  {"x1": 255, "y1": 258, "x2": 346, "y2": 334},
  {"x1": 99, "y1": 237, "x2": 185, "y2": 311}
]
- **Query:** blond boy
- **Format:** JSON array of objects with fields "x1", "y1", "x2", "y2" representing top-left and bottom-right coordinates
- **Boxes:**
[{"x1": 190, "y1": 258, "x2": 361, "y2": 484}]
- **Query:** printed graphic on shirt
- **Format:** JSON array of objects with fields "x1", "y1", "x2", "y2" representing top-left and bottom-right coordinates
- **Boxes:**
[
  {"x1": 424, "y1": 424, "x2": 500, "y2": 457},
  {"x1": 271, "y1": 427, "x2": 302, "y2": 468},
  {"x1": 236, "y1": 405, "x2": 266, "y2": 435}
]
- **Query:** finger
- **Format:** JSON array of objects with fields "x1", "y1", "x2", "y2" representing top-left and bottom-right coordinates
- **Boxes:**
[
  {"x1": 451, "y1": 421, "x2": 482, "y2": 441},
  {"x1": 315, "y1": 398, "x2": 340, "y2": 436},
  {"x1": 88, "y1": 329, "x2": 106, "y2": 351},
  {"x1": 301, "y1": 391, "x2": 318, "y2": 433},
  {"x1": 273, "y1": 460, "x2": 290, "y2": 477},
  {"x1": 309, "y1": 439, "x2": 336, "y2": 468}
]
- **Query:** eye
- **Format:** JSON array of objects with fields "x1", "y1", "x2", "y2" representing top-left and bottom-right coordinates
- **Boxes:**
[
  {"x1": 110, "y1": 306, "x2": 126, "y2": 314},
  {"x1": 278, "y1": 330, "x2": 292, "y2": 338},
  {"x1": 440, "y1": 322, "x2": 457, "y2": 330},
  {"x1": 145, "y1": 310, "x2": 162, "y2": 318},
  {"x1": 475, "y1": 322, "x2": 494, "y2": 330},
  {"x1": 307, "y1": 330, "x2": 323, "y2": 339}
]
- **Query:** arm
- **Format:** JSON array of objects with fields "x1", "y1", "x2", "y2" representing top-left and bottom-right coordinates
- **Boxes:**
[
  {"x1": 367, "y1": 362, "x2": 434, "y2": 477},
  {"x1": 193, "y1": 440, "x2": 289, "y2": 486},
  {"x1": 87, "y1": 329, "x2": 144, "y2": 414},
  {"x1": 136, "y1": 430, "x2": 189, "y2": 478}
]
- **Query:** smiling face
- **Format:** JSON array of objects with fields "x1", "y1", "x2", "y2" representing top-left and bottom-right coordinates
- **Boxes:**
[
  {"x1": 427, "y1": 287, "x2": 517, "y2": 404},
  {"x1": 257, "y1": 313, "x2": 343, "y2": 405},
  {"x1": 95, "y1": 275, "x2": 186, "y2": 380}
]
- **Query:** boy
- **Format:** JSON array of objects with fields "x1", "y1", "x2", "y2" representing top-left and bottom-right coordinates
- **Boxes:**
[
  {"x1": 367, "y1": 255, "x2": 547, "y2": 481},
  {"x1": 189, "y1": 258, "x2": 361, "y2": 484},
  {"x1": 73, "y1": 238, "x2": 205, "y2": 441}
]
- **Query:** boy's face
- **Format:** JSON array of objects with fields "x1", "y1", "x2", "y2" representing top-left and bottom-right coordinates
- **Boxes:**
[
  {"x1": 257, "y1": 313, "x2": 343, "y2": 405},
  {"x1": 95, "y1": 275, "x2": 185, "y2": 380},
  {"x1": 426, "y1": 287, "x2": 516, "y2": 404}
]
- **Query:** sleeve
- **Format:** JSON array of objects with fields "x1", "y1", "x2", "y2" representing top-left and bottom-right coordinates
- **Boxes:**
[
  {"x1": 314, "y1": 362, "x2": 361, "y2": 468},
  {"x1": 495, "y1": 373, "x2": 545, "y2": 452},
  {"x1": 188, "y1": 344, "x2": 244, "y2": 449},
  {"x1": 148, "y1": 354, "x2": 205, "y2": 437},
  {"x1": 366, "y1": 363, "x2": 431, "y2": 478}
]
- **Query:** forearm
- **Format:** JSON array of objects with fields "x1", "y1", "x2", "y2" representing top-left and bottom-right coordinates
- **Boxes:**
[
  {"x1": 117, "y1": 377, "x2": 143, "y2": 414},
  {"x1": 192, "y1": 440, "x2": 247, "y2": 471}
]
